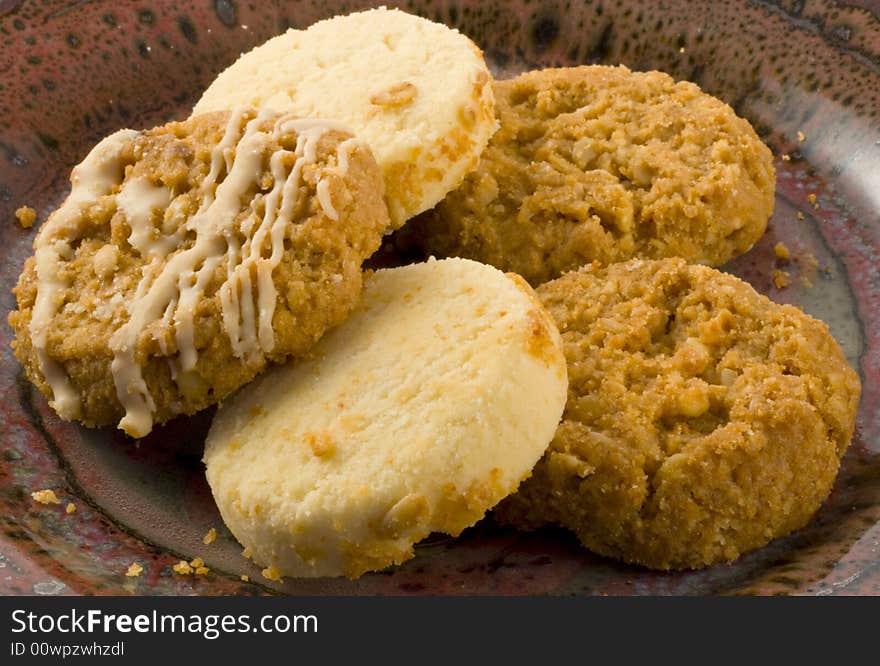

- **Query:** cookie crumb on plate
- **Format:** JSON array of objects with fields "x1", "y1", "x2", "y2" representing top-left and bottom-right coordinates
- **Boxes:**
[
  {"x1": 15, "y1": 206, "x2": 36, "y2": 229},
  {"x1": 261, "y1": 566, "x2": 282, "y2": 582},
  {"x1": 773, "y1": 269, "x2": 791, "y2": 288},
  {"x1": 172, "y1": 560, "x2": 193, "y2": 575},
  {"x1": 774, "y1": 242, "x2": 790, "y2": 262},
  {"x1": 31, "y1": 489, "x2": 60, "y2": 505}
]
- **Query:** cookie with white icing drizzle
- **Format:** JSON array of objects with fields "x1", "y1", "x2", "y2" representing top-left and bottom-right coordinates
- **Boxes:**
[{"x1": 9, "y1": 108, "x2": 390, "y2": 437}]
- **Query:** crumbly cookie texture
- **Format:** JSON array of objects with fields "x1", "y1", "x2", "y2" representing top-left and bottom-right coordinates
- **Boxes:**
[
  {"x1": 412, "y1": 65, "x2": 776, "y2": 285},
  {"x1": 204, "y1": 257, "x2": 568, "y2": 579},
  {"x1": 193, "y1": 7, "x2": 497, "y2": 228},
  {"x1": 9, "y1": 109, "x2": 389, "y2": 437},
  {"x1": 496, "y1": 258, "x2": 861, "y2": 569}
]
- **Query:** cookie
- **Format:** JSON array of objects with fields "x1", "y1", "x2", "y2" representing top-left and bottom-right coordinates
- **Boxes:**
[
  {"x1": 203, "y1": 257, "x2": 568, "y2": 579},
  {"x1": 9, "y1": 108, "x2": 390, "y2": 437},
  {"x1": 193, "y1": 7, "x2": 497, "y2": 228},
  {"x1": 496, "y1": 258, "x2": 861, "y2": 569},
  {"x1": 411, "y1": 65, "x2": 776, "y2": 285}
]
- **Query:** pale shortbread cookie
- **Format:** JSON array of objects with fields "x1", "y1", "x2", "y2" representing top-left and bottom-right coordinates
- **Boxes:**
[
  {"x1": 203, "y1": 258, "x2": 568, "y2": 579},
  {"x1": 193, "y1": 7, "x2": 497, "y2": 228}
]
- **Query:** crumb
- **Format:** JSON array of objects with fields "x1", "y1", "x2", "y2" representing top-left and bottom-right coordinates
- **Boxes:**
[
  {"x1": 679, "y1": 47, "x2": 685, "y2": 53},
  {"x1": 781, "y1": 154, "x2": 790, "y2": 161},
  {"x1": 195, "y1": 566, "x2": 210, "y2": 576},
  {"x1": 800, "y1": 275, "x2": 813, "y2": 288},
  {"x1": 172, "y1": 560, "x2": 193, "y2": 575},
  {"x1": 189, "y1": 557, "x2": 204, "y2": 569},
  {"x1": 773, "y1": 269, "x2": 791, "y2": 289},
  {"x1": 774, "y1": 242, "x2": 790, "y2": 262},
  {"x1": 240, "y1": 575, "x2": 249, "y2": 582},
  {"x1": 799, "y1": 251, "x2": 820, "y2": 274},
  {"x1": 31, "y1": 489, "x2": 60, "y2": 505},
  {"x1": 125, "y1": 562, "x2": 143, "y2": 577},
  {"x1": 65, "y1": 502, "x2": 76, "y2": 514},
  {"x1": 242, "y1": 547, "x2": 252, "y2": 560},
  {"x1": 202, "y1": 527, "x2": 217, "y2": 545},
  {"x1": 807, "y1": 193, "x2": 817, "y2": 205},
  {"x1": 797, "y1": 131, "x2": 806, "y2": 142},
  {"x1": 15, "y1": 206, "x2": 36, "y2": 229},
  {"x1": 261, "y1": 566, "x2": 282, "y2": 582},
  {"x1": 369, "y1": 81, "x2": 417, "y2": 107},
  {"x1": 796, "y1": 211, "x2": 805, "y2": 221}
]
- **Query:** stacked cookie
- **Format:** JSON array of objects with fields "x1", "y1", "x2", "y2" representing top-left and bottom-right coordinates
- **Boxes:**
[
  {"x1": 10, "y1": 110, "x2": 390, "y2": 436},
  {"x1": 10, "y1": 8, "x2": 860, "y2": 578},
  {"x1": 204, "y1": 258, "x2": 567, "y2": 579},
  {"x1": 193, "y1": 6, "x2": 497, "y2": 229}
]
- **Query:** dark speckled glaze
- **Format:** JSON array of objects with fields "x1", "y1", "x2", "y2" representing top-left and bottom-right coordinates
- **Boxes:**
[{"x1": 1, "y1": 0, "x2": 878, "y2": 595}]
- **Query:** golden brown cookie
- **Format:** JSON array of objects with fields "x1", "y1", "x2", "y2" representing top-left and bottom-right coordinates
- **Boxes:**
[
  {"x1": 411, "y1": 65, "x2": 776, "y2": 285},
  {"x1": 496, "y1": 258, "x2": 861, "y2": 569},
  {"x1": 9, "y1": 109, "x2": 390, "y2": 437}
]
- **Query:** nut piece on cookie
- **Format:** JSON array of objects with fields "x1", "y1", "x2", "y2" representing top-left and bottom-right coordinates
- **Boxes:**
[
  {"x1": 411, "y1": 65, "x2": 776, "y2": 285},
  {"x1": 496, "y1": 258, "x2": 861, "y2": 569},
  {"x1": 203, "y1": 258, "x2": 568, "y2": 579},
  {"x1": 9, "y1": 109, "x2": 390, "y2": 437},
  {"x1": 193, "y1": 7, "x2": 497, "y2": 228}
]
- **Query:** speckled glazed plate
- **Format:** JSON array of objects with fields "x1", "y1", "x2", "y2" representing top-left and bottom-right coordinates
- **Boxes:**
[{"x1": 1, "y1": 0, "x2": 879, "y2": 596}]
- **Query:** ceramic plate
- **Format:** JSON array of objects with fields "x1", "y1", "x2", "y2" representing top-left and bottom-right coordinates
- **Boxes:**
[{"x1": 1, "y1": 0, "x2": 878, "y2": 595}]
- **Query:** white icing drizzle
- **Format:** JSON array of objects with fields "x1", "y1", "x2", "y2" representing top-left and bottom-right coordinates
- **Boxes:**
[
  {"x1": 317, "y1": 136, "x2": 360, "y2": 220},
  {"x1": 174, "y1": 253, "x2": 224, "y2": 371},
  {"x1": 157, "y1": 300, "x2": 176, "y2": 356},
  {"x1": 116, "y1": 176, "x2": 175, "y2": 257},
  {"x1": 204, "y1": 107, "x2": 249, "y2": 208},
  {"x1": 104, "y1": 110, "x2": 360, "y2": 436},
  {"x1": 335, "y1": 138, "x2": 360, "y2": 175},
  {"x1": 29, "y1": 129, "x2": 139, "y2": 420},
  {"x1": 316, "y1": 179, "x2": 338, "y2": 220}
]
